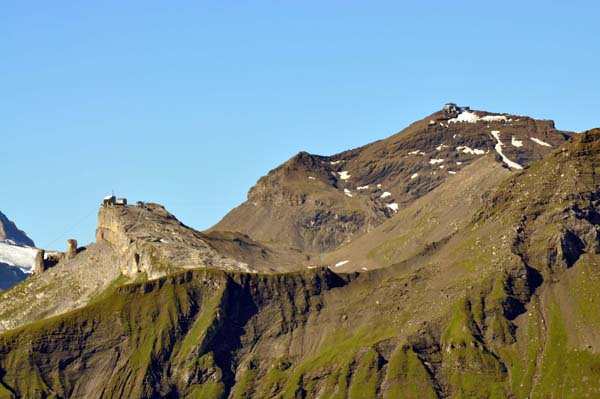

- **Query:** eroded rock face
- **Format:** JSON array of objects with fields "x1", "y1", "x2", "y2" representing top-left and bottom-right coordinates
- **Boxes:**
[
  {"x1": 33, "y1": 249, "x2": 45, "y2": 274},
  {"x1": 96, "y1": 203, "x2": 255, "y2": 278},
  {"x1": 66, "y1": 239, "x2": 78, "y2": 260}
]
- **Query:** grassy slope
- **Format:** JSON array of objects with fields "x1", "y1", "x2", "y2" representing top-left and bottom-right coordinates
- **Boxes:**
[{"x1": 1, "y1": 132, "x2": 600, "y2": 398}]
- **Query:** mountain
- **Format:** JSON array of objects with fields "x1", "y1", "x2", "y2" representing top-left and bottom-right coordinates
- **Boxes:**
[
  {"x1": 212, "y1": 105, "x2": 570, "y2": 253},
  {"x1": 0, "y1": 211, "x2": 36, "y2": 290},
  {"x1": 0, "y1": 211, "x2": 34, "y2": 247},
  {"x1": 1, "y1": 105, "x2": 599, "y2": 398}
]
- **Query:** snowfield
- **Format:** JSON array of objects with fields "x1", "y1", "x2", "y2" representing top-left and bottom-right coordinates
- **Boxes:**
[{"x1": 0, "y1": 241, "x2": 37, "y2": 274}]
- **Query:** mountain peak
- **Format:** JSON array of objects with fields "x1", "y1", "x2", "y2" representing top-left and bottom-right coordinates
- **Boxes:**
[
  {"x1": 213, "y1": 106, "x2": 572, "y2": 252},
  {"x1": 0, "y1": 211, "x2": 36, "y2": 290},
  {"x1": 0, "y1": 211, "x2": 34, "y2": 247}
]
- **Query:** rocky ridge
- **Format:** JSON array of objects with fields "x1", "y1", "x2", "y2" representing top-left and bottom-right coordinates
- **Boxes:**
[
  {"x1": 213, "y1": 105, "x2": 571, "y2": 253},
  {"x1": 0, "y1": 211, "x2": 34, "y2": 247}
]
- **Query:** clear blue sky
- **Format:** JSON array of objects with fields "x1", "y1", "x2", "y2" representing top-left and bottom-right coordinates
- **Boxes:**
[{"x1": 2, "y1": 1, "x2": 599, "y2": 249}]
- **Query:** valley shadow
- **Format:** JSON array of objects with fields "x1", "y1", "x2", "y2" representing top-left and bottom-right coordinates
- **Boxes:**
[
  {"x1": 505, "y1": 264, "x2": 544, "y2": 321},
  {"x1": 211, "y1": 280, "x2": 260, "y2": 398}
]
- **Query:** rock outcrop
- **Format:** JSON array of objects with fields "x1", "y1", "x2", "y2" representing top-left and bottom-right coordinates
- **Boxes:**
[
  {"x1": 33, "y1": 249, "x2": 45, "y2": 274},
  {"x1": 96, "y1": 203, "x2": 257, "y2": 277},
  {"x1": 66, "y1": 239, "x2": 78, "y2": 260}
]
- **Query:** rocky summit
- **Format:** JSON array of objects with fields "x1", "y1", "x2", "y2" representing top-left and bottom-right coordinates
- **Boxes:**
[
  {"x1": 213, "y1": 105, "x2": 570, "y2": 253},
  {"x1": 0, "y1": 211, "x2": 36, "y2": 291},
  {"x1": 1, "y1": 105, "x2": 599, "y2": 399}
]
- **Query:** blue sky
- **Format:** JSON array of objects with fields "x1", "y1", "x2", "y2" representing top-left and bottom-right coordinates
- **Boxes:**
[{"x1": 2, "y1": 1, "x2": 599, "y2": 249}]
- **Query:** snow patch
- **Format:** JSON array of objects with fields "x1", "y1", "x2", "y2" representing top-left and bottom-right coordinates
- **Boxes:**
[
  {"x1": 448, "y1": 111, "x2": 480, "y2": 124},
  {"x1": 330, "y1": 160, "x2": 343, "y2": 165},
  {"x1": 448, "y1": 171, "x2": 457, "y2": 175},
  {"x1": 408, "y1": 150, "x2": 426, "y2": 156},
  {"x1": 410, "y1": 173, "x2": 419, "y2": 179},
  {"x1": 429, "y1": 158, "x2": 444, "y2": 165},
  {"x1": 457, "y1": 146, "x2": 485, "y2": 155},
  {"x1": 338, "y1": 171, "x2": 351, "y2": 180},
  {"x1": 376, "y1": 184, "x2": 382, "y2": 189},
  {"x1": 308, "y1": 176, "x2": 316, "y2": 180},
  {"x1": 530, "y1": 137, "x2": 552, "y2": 147},
  {"x1": 448, "y1": 111, "x2": 508, "y2": 124},
  {"x1": 491, "y1": 131, "x2": 523, "y2": 170},
  {"x1": 439, "y1": 165, "x2": 444, "y2": 169},
  {"x1": 335, "y1": 260, "x2": 349, "y2": 268},
  {"x1": 511, "y1": 136, "x2": 523, "y2": 147},
  {"x1": 386, "y1": 203, "x2": 399, "y2": 212},
  {"x1": 456, "y1": 161, "x2": 463, "y2": 165},
  {"x1": 436, "y1": 144, "x2": 448, "y2": 151},
  {"x1": 344, "y1": 188, "x2": 353, "y2": 197},
  {"x1": 481, "y1": 115, "x2": 508, "y2": 122},
  {"x1": 356, "y1": 185, "x2": 369, "y2": 190},
  {"x1": 381, "y1": 191, "x2": 391, "y2": 198}
]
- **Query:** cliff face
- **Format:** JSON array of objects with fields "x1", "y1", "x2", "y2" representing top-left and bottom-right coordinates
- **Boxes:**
[
  {"x1": 96, "y1": 203, "x2": 255, "y2": 277},
  {"x1": 0, "y1": 268, "x2": 349, "y2": 399},
  {"x1": 2, "y1": 131, "x2": 600, "y2": 398}
]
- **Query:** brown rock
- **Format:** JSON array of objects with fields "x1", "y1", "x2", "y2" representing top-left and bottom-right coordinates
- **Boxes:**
[
  {"x1": 34, "y1": 249, "x2": 45, "y2": 274},
  {"x1": 67, "y1": 239, "x2": 78, "y2": 260}
]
